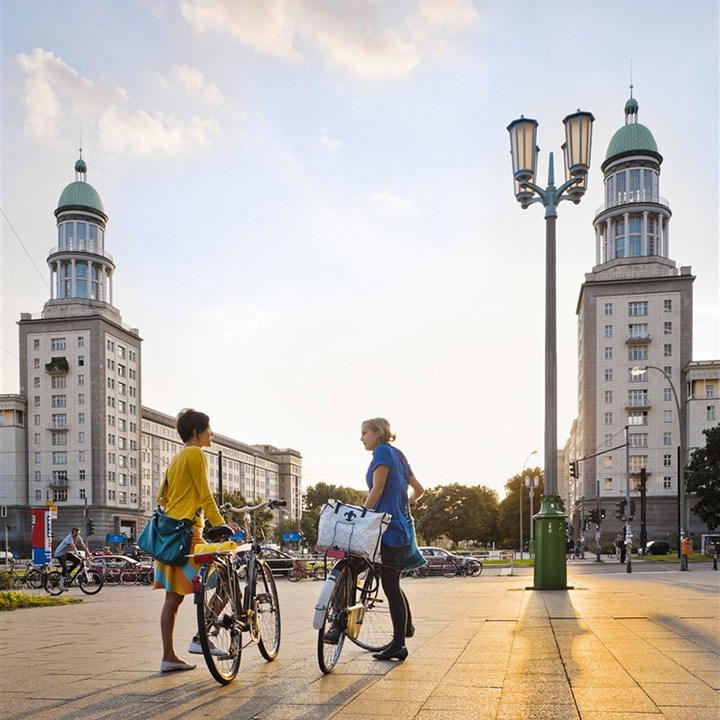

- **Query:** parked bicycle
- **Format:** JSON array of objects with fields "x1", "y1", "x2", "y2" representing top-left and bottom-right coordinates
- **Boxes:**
[
  {"x1": 45, "y1": 555, "x2": 104, "y2": 595},
  {"x1": 120, "y1": 565, "x2": 154, "y2": 586},
  {"x1": 315, "y1": 552, "x2": 395, "y2": 673},
  {"x1": 287, "y1": 558, "x2": 328, "y2": 582},
  {"x1": 4, "y1": 562, "x2": 51, "y2": 590},
  {"x1": 191, "y1": 499, "x2": 285, "y2": 685}
]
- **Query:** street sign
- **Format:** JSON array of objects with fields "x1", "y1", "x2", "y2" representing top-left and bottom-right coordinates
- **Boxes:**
[
  {"x1": 282, "y1": 532, "x2": 301, "y2": 542},
  {"x1": 107, "y1": 533, "x2": 126, "y2": 543}
]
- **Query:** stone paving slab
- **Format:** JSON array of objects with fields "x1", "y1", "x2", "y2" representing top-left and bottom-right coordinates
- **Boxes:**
[{"x1": 1, "y1": 566, "x2": 718, "y2": 719}]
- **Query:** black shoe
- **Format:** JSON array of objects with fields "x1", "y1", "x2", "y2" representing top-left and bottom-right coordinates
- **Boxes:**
[
  {"x1": 372, "y1": 646, "x2": 408, "y2": 661},
  {"x1": 323, "y1": 628, "x2": 341, "y2": 644}
]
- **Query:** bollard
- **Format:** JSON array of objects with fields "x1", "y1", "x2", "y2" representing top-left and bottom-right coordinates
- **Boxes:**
[{"x1": 714, "y1": 551, "x2": 717, "y2": 571}]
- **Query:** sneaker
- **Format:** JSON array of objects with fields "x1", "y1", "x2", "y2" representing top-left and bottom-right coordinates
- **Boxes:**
[{"x1": 188, "y1": 639, "x2": 226, "y2": 656}]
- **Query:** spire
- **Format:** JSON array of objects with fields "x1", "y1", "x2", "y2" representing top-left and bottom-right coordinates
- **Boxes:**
[{"x1": 74, "y1": 146, "x2": 88, "y2": 181}]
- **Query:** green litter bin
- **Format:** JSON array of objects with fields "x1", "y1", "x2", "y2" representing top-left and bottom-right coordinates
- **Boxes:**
[{"x1": 533, "y1": 494, "x2": 568, "y2": 589}]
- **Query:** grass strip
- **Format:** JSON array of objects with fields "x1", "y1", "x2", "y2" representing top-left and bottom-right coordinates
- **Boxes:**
[{"x1": 0, "y1": 591, "x2": 83, "y2": 611}]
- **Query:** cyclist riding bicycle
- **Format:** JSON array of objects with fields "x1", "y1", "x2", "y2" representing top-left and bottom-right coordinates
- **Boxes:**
[{"x1": 54, "y1": 527, "x2": 90, "y2": 584}]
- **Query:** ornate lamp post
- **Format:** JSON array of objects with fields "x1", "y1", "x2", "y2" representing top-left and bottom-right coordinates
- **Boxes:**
[
  {"x1": 525, "y1": 474, "x2": 540, "y2": 554},
  {"x1": 631, "y1": 364, "x2": 688, "y2": 570},
  {"x1": 507, "y1": 109, "x2": 594, "y2": 588},
  {"x1": 520, "y1": 450, "x2": 538, "y2": 559}
]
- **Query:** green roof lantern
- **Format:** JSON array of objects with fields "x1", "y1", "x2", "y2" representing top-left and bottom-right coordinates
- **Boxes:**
[
  {"x1": 603, "y1": 94, "x2": 661, "y2": 169},
  {"x1": 56, "y1": 152, "x2": 107, "y2": 218}
]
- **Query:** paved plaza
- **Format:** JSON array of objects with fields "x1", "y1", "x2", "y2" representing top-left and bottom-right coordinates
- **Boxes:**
[{"x1": 1, "y1": 563, "x2": 718, "y2": 720}]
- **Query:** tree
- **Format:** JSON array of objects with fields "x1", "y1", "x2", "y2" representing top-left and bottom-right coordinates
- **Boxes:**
[
  {"x1": 214, "y1": 490, "x2": 275, "y2": 541},
  {"x1": 304, "y1": 483, "x2": 366, "y2": 511},
  {"x1": 687, "y1": 425, "x2": 720, "y2": 531},
  {"x1": 497, "y1": 467, "x2": 545, "y2": 548}
]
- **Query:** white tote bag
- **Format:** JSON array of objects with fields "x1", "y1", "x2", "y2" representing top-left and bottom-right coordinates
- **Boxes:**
[{"x1": 315, "y1": 500, "x2": 391, "y2": 562}]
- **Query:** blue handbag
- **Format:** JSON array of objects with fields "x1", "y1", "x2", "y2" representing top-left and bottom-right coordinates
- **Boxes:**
[
  {"x1": 404, "y1": 517, "x2": 426, "y2": 571},
  {"x1": 137, "y1": 476, "x2": 201, "y2": 566}
]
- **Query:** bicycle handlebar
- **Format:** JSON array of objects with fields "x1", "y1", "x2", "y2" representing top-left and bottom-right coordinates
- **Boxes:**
[{"x1": 220, "y1": 499, "x2": 287, "y2": 514}]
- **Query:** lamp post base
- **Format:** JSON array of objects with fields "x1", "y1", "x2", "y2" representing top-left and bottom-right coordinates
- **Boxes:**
[{"x1": 532, "y1": 494, "x2": 568, "y2": 589}]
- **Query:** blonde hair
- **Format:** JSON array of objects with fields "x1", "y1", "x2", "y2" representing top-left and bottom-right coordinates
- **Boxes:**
[{"x1": 362, "y1": 417, "x2": 396, "y2": 444}]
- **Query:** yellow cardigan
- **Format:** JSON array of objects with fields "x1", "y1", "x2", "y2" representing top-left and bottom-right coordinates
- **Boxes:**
[{"x1": 157, "y1": 446, "x2": 224, "y2": 528}]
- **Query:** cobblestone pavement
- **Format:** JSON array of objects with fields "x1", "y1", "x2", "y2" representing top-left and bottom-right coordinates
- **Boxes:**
[{"x1": 1, "y1": 564, "x2": 718, "y2": 719}]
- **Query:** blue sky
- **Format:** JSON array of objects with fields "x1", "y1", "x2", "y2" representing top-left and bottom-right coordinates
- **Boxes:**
[{"x1": 1, "y1": 0, "x2": 718, "y2": 496}]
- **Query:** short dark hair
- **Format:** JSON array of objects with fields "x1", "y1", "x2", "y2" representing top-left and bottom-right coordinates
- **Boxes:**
[
  {"x1": 175, "y1": 408, "x2": 210, "y2": 442},
  {"x1": 72, "y1": 527, "x2": 80, "y2": 533}
]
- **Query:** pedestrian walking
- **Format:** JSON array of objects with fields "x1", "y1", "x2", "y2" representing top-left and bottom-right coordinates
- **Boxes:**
[
  {"x1": 152, "y1": 408, "x2": 226, "y2": 673},
  {"x1": 361, "y1": 417, "x2": 424, "y2": 661},
  {"x1": 566, "y1": 537, "x2": 575, "y2": 560},
  {"x1": 615, "y1": 533, "x2": 626, "y2": 563}
]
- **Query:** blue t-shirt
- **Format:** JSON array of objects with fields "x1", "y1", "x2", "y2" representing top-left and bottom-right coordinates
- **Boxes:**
[{"x1": 366, "y1": 444, "x2": 413, "y2": 547}]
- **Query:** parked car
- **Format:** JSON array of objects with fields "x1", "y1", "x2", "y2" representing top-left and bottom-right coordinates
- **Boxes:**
[
  {"x1": 645, "y1": 540, "x2": 671, "y2": 555},
  {"x1": 261, "y1": 547, "x2": 298, "y2": 575},
  {"x1": 88, "y1": 554, "x2": 141, "y2": 571},
  {"x1": 415, "y1": 547, "x2": 483, "y2": 577}
]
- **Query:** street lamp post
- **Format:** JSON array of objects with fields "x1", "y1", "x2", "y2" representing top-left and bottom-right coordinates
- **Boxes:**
[
  {"x1": 631, "y1": 364, "x2": 688, "y2": 570},
  {"x1": 520, "y1": 450, "x2": 538, "y2": 559},
  {"x1": 507, "y1": 109, "x2": 594, "y2": 589},
  {"x1": 525, "y1": 474, "x2": 540, "y2": 555}
]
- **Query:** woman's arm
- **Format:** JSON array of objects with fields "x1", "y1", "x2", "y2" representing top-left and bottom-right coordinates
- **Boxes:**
[
  {"x1": 364, "y1": 465, "x2": 389, "y2": 510},
  {"x1": 408, "y1": 474, "x2": 424, "y2": 510},
  {"x1": 188, "y1": 450, "x2": 225, "y2": 526}
]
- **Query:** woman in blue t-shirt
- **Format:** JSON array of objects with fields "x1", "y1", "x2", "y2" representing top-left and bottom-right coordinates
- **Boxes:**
[{"x1": 362, "y1": 417, "x2": 424, "y2": 661}]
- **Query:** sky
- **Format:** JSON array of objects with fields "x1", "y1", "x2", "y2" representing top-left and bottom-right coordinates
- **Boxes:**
[{"x1": 1, "y1": 0, "x2": 718, "y2": 499}]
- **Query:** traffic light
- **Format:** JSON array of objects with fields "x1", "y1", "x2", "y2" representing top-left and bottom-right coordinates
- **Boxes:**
[
  {"x1": 86, "y1": 518, "x2": 95, "y2": 536},
  {"x1": 569, "y1": 460, "x2": 578, "y2": 478},
  {"x1": 588, "y1": 509, "x2": 598, "y2": 525},
  {"x1": 600, "y1": 509, "x2": 606, "y2": 520},
  {"x1": 615, "y1": 500, "x2": 626, "y2": 520},
  {"x1": 628, "y1": 501, "x2": 636, "y2": 521}
]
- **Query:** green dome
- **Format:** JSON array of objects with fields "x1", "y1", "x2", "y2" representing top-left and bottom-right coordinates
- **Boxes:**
[
  {"x1": 57, "y1": 181, "x2": 105, "y2": 214},
  {"x1": 74, "y1": 158, "x2": 87, "y2": 173},
  {"x1": 605, "y1": 123, "x2": 658, "y2": 161}
]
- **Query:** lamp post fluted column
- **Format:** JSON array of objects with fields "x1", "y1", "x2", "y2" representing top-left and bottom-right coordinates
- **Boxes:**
[{"x1": 508, "y1": 109, "x2": 594, "y2": 589}]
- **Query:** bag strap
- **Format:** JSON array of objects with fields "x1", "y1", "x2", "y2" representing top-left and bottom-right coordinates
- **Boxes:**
[{"x1": 157, "y1": 472, "x2": 202, "y2": 521}]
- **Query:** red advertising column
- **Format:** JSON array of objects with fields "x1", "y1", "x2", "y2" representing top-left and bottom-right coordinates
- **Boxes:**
[{"x1": 32, "y1": 507, "x2": 55, "y2": 565}]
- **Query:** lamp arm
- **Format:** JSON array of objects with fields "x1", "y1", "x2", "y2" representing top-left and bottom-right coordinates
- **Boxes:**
[
  {"x1": 520, "y1": 180, "x2": 548, "y2": 202},
  {"x1": 553, "y1": 175, "x2": 584, "y2": 202}
]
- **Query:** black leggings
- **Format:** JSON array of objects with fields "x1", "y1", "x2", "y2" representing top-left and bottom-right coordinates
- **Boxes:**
[{"x1": 379, "y1": 544, "x2": 412, "y2": 651}]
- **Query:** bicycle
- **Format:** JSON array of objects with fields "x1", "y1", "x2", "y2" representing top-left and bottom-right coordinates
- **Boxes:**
[
  {"x1": 315, "y1": 552, "x2": 395, "y2": 673},
  {"x1": 191, "y1": 499, "x2": 285, "y2": 685},
  {"x1": 120, "y1": 564, "x2": 154, "y2": 586},
  {"x1": 45, "y1": 555, "x2": 104, "y2": 595},
  {"x1": 287, "y1": 558, "x2": 327, "y2": 582},
  {"x1": 5, "y1": 562, "x2": 51, "y2": 590}
]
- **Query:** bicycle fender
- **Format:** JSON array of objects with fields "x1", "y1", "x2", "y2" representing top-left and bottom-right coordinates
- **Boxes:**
[{"x1": 312, "y1": 574, "x2": 337, "y2": 630}]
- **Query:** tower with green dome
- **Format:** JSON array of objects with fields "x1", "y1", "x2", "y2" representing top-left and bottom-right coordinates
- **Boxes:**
[{"x1": 569, "y1": 93, "x2": 703, "y2": 548}]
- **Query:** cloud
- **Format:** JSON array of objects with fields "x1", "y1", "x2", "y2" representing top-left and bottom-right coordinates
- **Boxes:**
[
  {"x1": 319, "y1": 126, "x2": 342, "y2": 150},
  {"x1": 179, "y1": 0, "x2": 479, "y2": 80},
  {"x1": 371, "y1": 190, "x2": 418, "y2": 216},
  {"x1": 17, "y1": 48, "x2": 222, "y2": 157}
]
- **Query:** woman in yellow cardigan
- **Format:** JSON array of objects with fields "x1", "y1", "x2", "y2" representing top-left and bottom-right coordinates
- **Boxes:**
[{"x1": 153, "y1": 408, "x2": 225, "y2": 673}]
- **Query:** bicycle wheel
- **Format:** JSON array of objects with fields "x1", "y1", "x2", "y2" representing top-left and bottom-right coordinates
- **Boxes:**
[
  {"x1": 104, "y1": 568, "x2": 122, "y2": 586},
  {"x1": 441, "y1": 562, "x2": 458, "y2": 578},
  {"x1": 350, "y1": 565, "x2": 393, "y2": 652},
  {"x1": 120, "y1": 568, "x2": 138, "y2": 586},
  {"x1": 139, "y1": 567, "x2": 153, "y2": 585},
  {"x1": 416, "y1": 564, "x2": 429, "y2": 578},
  {"x1": 45, "y1": 571, "x2": 65, "y2": 595},
  {"x1": 78, "y1": 569, "x2": 104, "y2": 595},
  {"x1": 254, "y1": 562, "x2": 281, "y2": 661},
  {"x1": 466, "y1": 560, "x2": 482, "y2": 577},
  {"x1": 287, "y1": 568, "x2": 302, "y2": 582},
  {"x1": 313, "y1": 565, "x2": 327, "y2": 581},
  {"x1": 196, "y1": 561, "x2": 242, "y2": 685},
  {"x1": 317, "y1": 564, "x2": 351, "y2": 673},
  {"x1": 24, "y1": 569, "x2": 46, "y2": 589}
]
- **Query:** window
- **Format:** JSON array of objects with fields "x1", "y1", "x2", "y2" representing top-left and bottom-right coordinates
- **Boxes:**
[
  {"x1": 52, "y1": 377, "x2": 67, "y2": 389},
  {"x1": 604, "y1": 325, "x2": 613, "y2": 338},
  {"x1": 118, "y1": 418, "x2": 127, "y2": 431},
  {"x1": 629, "y1": 369, "x2": 647, "y2": 382},
  {"x1": 663, "y1": 432, "x2": 672, "y2": 445},
  {"x1": 33, "y1": 339, "x2": 40, "y2": 350},
  {"x1": 77, "y1": 355, "x2": 84, "y2": 366},
  {"x1": 664, "y1": 366, "x2": 672, "y2": 376},
  {"x1": 664, "y1": 344, "x2": 672, "y2": 357},
  {"x1": 605, "y1": 434, "x2": 612, "y2": 447},
  {"x1": 35, "y1": 452, "x2": 41, "y2": 463},
  {"x1": 51, "y1": 338, "x2": 66, "y2": 351},
  {"x1": 34, "y1": 358, "x2": 40, "y2": 369},
  {"x1": 628, "y1": 390, "x2": 648, "y2": 406},
  {"x1": 707, "y1": 385, "x2": 716, "y2": 398},
  {"x1": 108, "y1": 453, "x2": 115, "y2": 464},
  {"x1": 51, "y1": 395, "x2": 67, "y2": 408},
  {"x1": 118, "y1": 382, "x2": 126, "y2": 395},
  {"x1": 663, "y1": 410, "x2": 672, "y2": 423},
  {"x1": 663, "y1": 477, "x2": 672, "y2": 489},
  {"x1": 33, "y1": 376, "x2": 40, "y2": 388},
  {"x1": 118, "y1": 364, "x2": 126, "y2": 377},
  {"x1": 79, "y1": 488, "x2": 86, "y2": 499},
  {"x1": 119, "y1": 491, "x2": 127, "y2": 504},
  {"x1": 605, "y1": 369, "x2": 613, "y2": 381},
  {"x1": 34, "y1": 433, "x2": 40, "y2": 444},
  {"x1": 107, "y1": 378, "x2": 115, "y2": 389},
  {"x1": 34, "y1": 415, "x2": 40, "y2": 426},
  {"x1": 604, "y1": 456, "x2": 613, "y2": 468},
  {"x1": 605, "y1": 390, "x2": 613, "y2": 403},
  {"x1": 79, "y1": 470, "x2": 86, "y2": 480},
  {"x1": 708, "y1": 406, "x2": 717, "y2": 422},
  {"x1": 34, "y1": 395, "x2": 40, "y2": 407},
  {"x1": 119, "y1": 400, "x2": 126, "y2": 413},
  {"x1": 78, "y1": 431, "x2": 85, "y2": 443},
  {"x1": 78, "y1": 336, "x2": 85, "y2": 347},
  {"x1": 119, "y1": 437, "x2": 127, "y2": 450},
  {"x1": 628, "y1": 411, "x2": 648, "y2": 425},
  {"x1": 664, "y1": 322, "x2": 672, "y2": 335},
  {"x1": 107, "y1": 359, "x2": 115, "y2": 370},
  {"x1": 108, "y1": 433, "x2": 115, "y2": 445},
  {"x1": 629, "y1": 456, "x2": 648, "y2": 473},
  {"x1": 605, "y1": 347, "x2": 613, "y2": 359},
  {"x1": 663, "y1": 454, "x2": 672, "y2": 467},
  {"x1": 108, "y1": 396, "x2": 115, "y2": 408},
  {"x1": 664, "y1": 299, "x2": 672, "y2": 311},
  {"x1": 51, "y1": 433, "x2": 66, "y2": 446},
  {"x1": 107, "y1": 339, "x2": 114, "y2": 352},
  {"x1": 78, "y1": 374, "x2": 84, "y2": 386},
  {"x1": 78, "y1": 412, "x2": 85, "y2": 424},
  {"x1": 35, "y1": 489, "x2": 42, "y2": 501},
  {"x1": 119, "y1": 472, "x2": 127, "y2": 484},
  {"x1": 628, "y1": 301, "x2": 648, "y2": 316},
  {"x1": 53, "y1": 489, "x2": 68, "y2": 502},
  {"x1": 629, "y1": 434, "x2": 648, "y2": 448},
  {"x1": 34, "y1": 471, "x2": 41, "y2": 482},
  {"x1": 628, "y1": 323, "x2": 648, "y2": 339},
  {"x1": 628, "y1": 346, "x2": 648, "y2": 361},
  {"x1": 605, "y1": 412, "x2": 613, "y2": 425},
  {"x1": 108, "y1": 415, "x2": 115, "y2": 426},
  {"x1": 129, "y1": 349, "x2": 136, "y2": 362},
  {"x1": 78, "y1": 393, "x2": 85, "y2": 405},
  {"x1": 664, "y1": 388, "x2": 672, "y2": 401},
  {"x1": 78, "y1": 451, "x2": 85, "y2": 462},
  {"x1": 52, "y1": 452, "x2": 67, "y2": 464},
  {"x1": 118, "y1": 345, "x2": 126, "y2": 359}
]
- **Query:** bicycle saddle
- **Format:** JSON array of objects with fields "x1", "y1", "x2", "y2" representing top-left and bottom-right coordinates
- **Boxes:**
[{"x1": 205, "y1": 525, "x2": 235, "y2": 541}]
